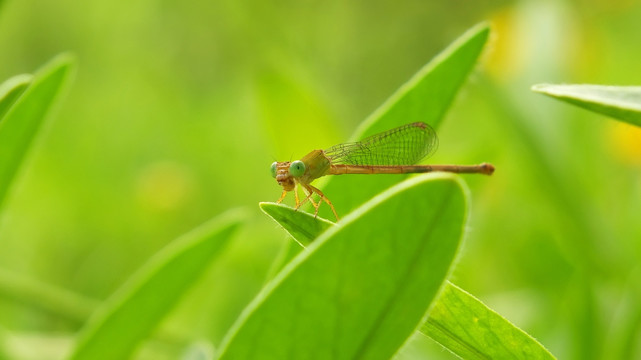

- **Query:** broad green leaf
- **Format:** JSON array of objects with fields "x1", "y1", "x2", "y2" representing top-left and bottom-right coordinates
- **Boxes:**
[
  {"x1": 0, "y1": 74, "x2": 31, "y2": 121},
  {"x1": 532, "y1": 84, "x2": 641, "y2": 127},
  {"x1": 0, "y1": 54, "x2": 74, "y2": 211},
  {"x1": 260, "y1": 203, "x2": 557, "y2": 360},
  {"x1": 218, "y1": 174, "x2": 467, "y2": 359},
  {"x1": 69, "y1": 210, "x2": 245, "y2": 360},
  {"x1": 317, "y1": 23, "x2": 490, "y2": 219},
  {"x1": 423, "y1": 282, "x2": 556, "y2": 360},
  {"x1": 259, "y1": 202, "x2": 333, "y2": 247}
]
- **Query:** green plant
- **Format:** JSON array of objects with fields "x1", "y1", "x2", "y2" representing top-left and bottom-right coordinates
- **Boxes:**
[
  {"x1": 0, "y1": 24, "x2": 560, "y2": 359},
  {"x1": 260, "y1": 201, "x2": 555, "y2": 359},
  {"x1": 0, "y1": 55, "x2": 245, "y2": 359},
  {"x1": 69, "y1": 210, "x2": 244, "y2": 360},
  {"x1": 0, "y1": 55, "x2": 70, "y2": 211},
  {"x1": 234, "y1": 24, "x2": 555, "y2": 359}
]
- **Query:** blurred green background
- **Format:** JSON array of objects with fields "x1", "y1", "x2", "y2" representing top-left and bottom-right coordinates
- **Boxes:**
[{"x1": 1, "y1": 0, "x2": 641, "y2": 359}]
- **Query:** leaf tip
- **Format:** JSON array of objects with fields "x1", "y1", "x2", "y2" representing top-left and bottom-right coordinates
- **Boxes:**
[
  {"x1": 258, "y1": 201, "x2": 275, "y2": 209},
  {"x1": 530, "y1": 83, "x2": 553, "y2": 94},
  {"x1": 50, "y1": 52, "x2": 78, "y2": 68},
  {"x1": 258, "y1": 201, "x2": 288, "y2": 214},
  {"x1": 470, "y1": 21, "x2": 491, "y2": 37},
  {"x1": 455, "y1": 22, "x2": 491, "y2": 49},
  {"x1": 34, "y1": 52, "x2": 78, "y2": 85}
]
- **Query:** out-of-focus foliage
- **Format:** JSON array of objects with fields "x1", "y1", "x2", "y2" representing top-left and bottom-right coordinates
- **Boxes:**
[
  {"x1": 0, "y1": 74, "x2": 30, "y2": 121},
  {"x1": 70, "y1": 210, "x2": 244, "y2": 360},
  {"x1": 0, "y1": 55, "x2": 72, "y2": 211},
  {"x1": 1, "y1": 0, "x2": 641, "y2": 359}
]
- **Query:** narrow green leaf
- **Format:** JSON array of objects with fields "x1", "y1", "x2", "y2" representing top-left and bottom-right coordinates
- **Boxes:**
[
  {"x1": 69, "y1": 210, "x2": 245, "y2": 360},
  {"x1": 260, "y1": 204, "x2": 557, "y2": 360},
  {"x1": 259, "y1": 202, "x2": 333, "y2": 247},
  {"x1": 355, "y1": 23, "x2": 490, "y2": 139},
  {"x1": 316, "y1": 23, "x2": 490, "y2": 218},
  {"x1": 0, "y1": 74, "x2": 31, "y2": 121},
  {"x1": 0, "y1": 54, "x2": 75, "y2": 211},
  {"x1": 532, "y1": 84, "x2": 641, "y2": 127},
  {"x1": 423, "y1": 282, "x2": 556, "y2": 360},
  {"x1": 219, "y1": 174, "x2": 467, "y2": 359},
  {"x1": 0, "y1": 269, "x2": 98, "y2": 324}
]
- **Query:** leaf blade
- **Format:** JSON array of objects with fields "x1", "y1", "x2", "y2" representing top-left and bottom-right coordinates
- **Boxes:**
[
  {"x1": 532, "y1": 84, "x2": 641, "y2": 127},
  {"x1": 422, "y1": 282, "x2": 556, "y2": 360},
  {"x1": 0, "y1": 74, "x2": 32, "y2": 121},
  {"x1": 0, "y1": 54, "x2": 75, "y2": 210},
  {"x1": 259, "y1": 202, "x2": 333, "y2": 247},
  {"x1": 219, "y1": 174, "x2": 467, "y2": 359},
  {"x1": 69, "y1": 210, "x2": 245, "y2": 360},
  {"x1": 317, "y1": 23, "x2": 490, "y2": 218},
  {"x1": 260, "y1": 203, "x2": 334, "y2": 278},
  {"x1": 355, "y1": 22, "x2": 490, "y2": 139},
  {"x1": 0, "y1": 269, "x2": 98, "y2": 324},
  {"x1": 259, "y1": 204, "x2": 557, "y2": 359}
]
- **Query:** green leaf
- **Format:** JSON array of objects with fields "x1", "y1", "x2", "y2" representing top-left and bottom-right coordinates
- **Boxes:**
[
  {"x1": 316, "y1": 23, "x2": 490, "y2": 218},
  {"x1": 69, "y1": 210, "x2": 245, "y2": 360},
  {"x1": 260, "y1": 204, "x2": 557, "y2": 360},
  {"x1": 0, "y1": 54, "x2": 75, "y2": 211},
  {"x1": 355, "y1": 22, "x2": 490, "y2": 139},
  {"x1": 218, "y1": 174, "x2": 467, "y2": 359},
  {"x1": 0, "y1": 269, "x2": 97, "y2": 324},
  {"x1": 532, "y1": 84, "x2": 641, "y2": 127},
  {"x1": 423, "y1": 282, "x2": 556, "y2": 360},
  {"x1": 259, "y1": 202, "x2": 333, "y2": 247},
  {"x1": 0, "y1": 74, "x2": 31, "y2": 121},
  {"x1": 260, "y1": 203, "x2": 333, "y2": 278}
]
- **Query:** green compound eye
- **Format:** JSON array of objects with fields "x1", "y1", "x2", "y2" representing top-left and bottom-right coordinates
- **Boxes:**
[
  {"x1": 289, "y1": 160, "x2": 305, "y2": 177},
  {"x1": 270, "y1": 162, "x2": 277, "y2": 178}
]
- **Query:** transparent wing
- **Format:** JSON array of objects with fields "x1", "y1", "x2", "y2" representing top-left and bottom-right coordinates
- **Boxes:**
[{"x1": 323, "y1": 122, "x2": 438, "y2": 166}]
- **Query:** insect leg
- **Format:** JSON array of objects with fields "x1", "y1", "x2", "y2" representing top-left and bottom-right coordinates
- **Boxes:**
[
  {"x1": 306, "y1": 184, "x2": 339, "y2": 221},
  {"x1": 276, "y1": 189, "x2": 288, "y2": 204},
  {"x1": 302, "y1": 184, "x2": 322, "y2": 216},
  {"x1": 297, "y1": 185, "x2": 318, "y2": 209}
]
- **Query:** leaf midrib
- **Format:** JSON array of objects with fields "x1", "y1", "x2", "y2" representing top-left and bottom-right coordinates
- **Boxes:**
[
  {"x1": 353, "y1": 185, "x2": 456, "y2": 359},
  {"x1": 425, "y1": 316, "x2": 490, "y2": 360}
]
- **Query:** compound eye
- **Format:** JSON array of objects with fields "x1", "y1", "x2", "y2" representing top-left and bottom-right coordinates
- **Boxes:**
[
  {"x1": 289, "y1": 160, "x2": 306, "y2": 177},
  {"x1": 270, "y1": 162, "x2": 278, "y2": 178}
]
